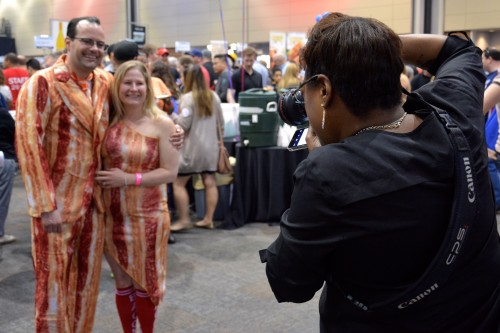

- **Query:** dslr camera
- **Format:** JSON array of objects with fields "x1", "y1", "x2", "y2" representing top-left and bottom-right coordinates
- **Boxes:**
[{"x1": 278, "y1": 88, "x2": 308, "y2": 126}]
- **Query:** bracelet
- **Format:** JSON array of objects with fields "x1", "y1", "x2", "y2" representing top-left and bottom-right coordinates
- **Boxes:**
[
  {"x1": 123, "y1": 175, "x2": 128, "y2": 187},
  {"x1": 135, "y1": 173, "x2": 142, "y2": 186}
]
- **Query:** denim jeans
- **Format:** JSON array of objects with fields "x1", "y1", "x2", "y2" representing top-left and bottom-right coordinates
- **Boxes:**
[
  {"x1": 0, "y1": 158, "x2": 17, "y2": 236},
  {"x1": 488, "y1": 158, "x2": 500, "y2": 210}
]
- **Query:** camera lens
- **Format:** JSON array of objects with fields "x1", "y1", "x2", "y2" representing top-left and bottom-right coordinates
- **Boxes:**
[{"x1": 278, "y1": 89, "x2": 309, "y2": 126}]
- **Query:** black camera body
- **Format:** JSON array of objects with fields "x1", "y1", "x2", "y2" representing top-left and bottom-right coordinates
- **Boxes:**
[{"x1": 278, "y1": 89, "x2": 308, "y2": 126}]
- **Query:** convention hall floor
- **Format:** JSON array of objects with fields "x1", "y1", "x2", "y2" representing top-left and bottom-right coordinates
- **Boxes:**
[
  {"x1": 0, "y1": 175, "x2": 319, "y2": 333},
  {"x1": 2, "y1": 174, "x2": 500, "y2": 332}
]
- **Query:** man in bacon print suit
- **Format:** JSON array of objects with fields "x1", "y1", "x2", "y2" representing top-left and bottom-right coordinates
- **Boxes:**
[{"x1": 15, "y1": 17, "x2": 112, "y2": 333}]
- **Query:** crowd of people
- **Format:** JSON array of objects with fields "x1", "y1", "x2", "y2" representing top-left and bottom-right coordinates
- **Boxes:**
[{"x1": 1, "y1": 12, "x2": 500, "y2": 333}]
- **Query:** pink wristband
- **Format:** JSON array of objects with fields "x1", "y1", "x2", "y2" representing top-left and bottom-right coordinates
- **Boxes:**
[{"x1": 135, "y1": 173, "x2": 142, "y2": 186}]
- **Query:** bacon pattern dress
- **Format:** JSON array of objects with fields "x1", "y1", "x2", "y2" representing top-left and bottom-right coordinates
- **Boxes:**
[{"x1": 102, "y1": 121, "x2": 170, "y2": 306}]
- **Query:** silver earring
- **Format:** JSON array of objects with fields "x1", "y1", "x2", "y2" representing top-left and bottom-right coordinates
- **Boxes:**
[{"x1": 321, "y1": 104, "x2": 326, "y2": 129}]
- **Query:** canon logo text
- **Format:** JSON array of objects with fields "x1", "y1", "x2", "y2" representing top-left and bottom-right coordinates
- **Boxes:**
[
  {"x1": 398, "y1": 283, "x2": 439, "y2": 309},
  {"x1": 463, "y1": 157, "x2": 475, "y2": 203}
]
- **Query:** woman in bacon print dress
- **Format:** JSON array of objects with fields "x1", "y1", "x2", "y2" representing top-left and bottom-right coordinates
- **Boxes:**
[{"x1": 95, "y1": 60, "x2": 179, "y2": 333}]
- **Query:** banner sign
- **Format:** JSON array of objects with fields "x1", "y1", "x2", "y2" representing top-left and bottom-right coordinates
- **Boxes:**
[
  {"x1": 34, "y1": 35, "x2": 54, "y2": 49},
  {"x1": 175, "y1": 41, "x2": 191, "y2": 53},
  {"x1": 131, "y1": 24, "x2": 146, "y2": 45}
]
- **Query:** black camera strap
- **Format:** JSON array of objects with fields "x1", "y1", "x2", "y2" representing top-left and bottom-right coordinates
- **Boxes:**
[{"x1": 340, "y1": 92, "x2": 479, "y2": 313}]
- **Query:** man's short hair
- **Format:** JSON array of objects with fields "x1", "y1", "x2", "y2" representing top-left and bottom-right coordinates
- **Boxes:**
[
  {"x1": 66, "y1": 16, "x2": 101, "y2": 39},
  {"x1": 242, "y1": 47, "x2": 257, "y2": 58},
  {"x1": 44, "y1": 52, "x2": 62, "y2": 67},
  {"x1": 141, "y1": 44, "x2": 157, "y2": 57},
  {"x1": 484, "y1": 48, "x2": 500, "y2": 61},
  {"x1": 213, "y1": 54, "x2": 229, "y2": 69},
  {"x1": 4, "y1": 53, "x2": 18, "y2": 65},
  {"x1": 17, "y1": 55, "x2": 26, "y2": 66},
  {"x1": 202, "y1": 49, "x2": 212, "y2": 59},
  {"x1": 213, "y1": 54, "x2": 227, "y2": 61},
  {"x1": 26, "y1": 58, "x2": 42, "y2": 71},
  {"x1": 113, "y1": 40, "x2": 139, "y2": 62}
]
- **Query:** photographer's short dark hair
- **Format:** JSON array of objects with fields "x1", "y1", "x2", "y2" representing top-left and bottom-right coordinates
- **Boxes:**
[
  {"x1": 484, "y1": 48, "x2": 500, "y2": 61},
  {"x1": 66, "y1": 16, "x2": 101, "y2": 39},
  {"x1": 302, "y1": 13, "x2": 404, "y2": 117}
]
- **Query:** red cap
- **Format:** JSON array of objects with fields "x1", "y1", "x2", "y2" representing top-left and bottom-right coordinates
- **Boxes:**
[{"x1": 157, "y1": 48, "x2": 169, "y2": 56}]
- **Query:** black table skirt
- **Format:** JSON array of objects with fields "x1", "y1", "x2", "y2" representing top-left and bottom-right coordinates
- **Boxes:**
[
  {"x1": 221, "y1": 145, "x2": 308, "y2": 229},
  {"x1": 224, "y1": 140, "x2": 238, "y2": 157}
]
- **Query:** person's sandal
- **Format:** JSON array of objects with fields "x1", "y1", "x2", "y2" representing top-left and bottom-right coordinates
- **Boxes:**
[
  {"x1": 170, "y1": 222, "x2": 193, "y2": 232},
  {"x1": 195, "y1": 220, "x2": 214, "y2": 229}
]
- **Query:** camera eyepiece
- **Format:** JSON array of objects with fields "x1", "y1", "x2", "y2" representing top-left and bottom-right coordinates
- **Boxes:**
[{"x1": 278, "y1": 88, "x2": 309, "y2": 126}]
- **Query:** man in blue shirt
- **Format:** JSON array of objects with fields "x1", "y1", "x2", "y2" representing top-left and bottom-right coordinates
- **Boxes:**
[{"x1": 482, "y1": 48, "x2": 500, "y2": 210}]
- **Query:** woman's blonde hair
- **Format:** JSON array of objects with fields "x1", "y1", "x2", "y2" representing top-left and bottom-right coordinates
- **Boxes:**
[
  {"x1": 110, "y1": 60, "x2": 161, "y2": 124},
  {"x1": 183, "y1": 64, "x2": 213, "y2": 118},
  {"x1": 276, "y1": 62, "x2": 300, "y2": 90}
]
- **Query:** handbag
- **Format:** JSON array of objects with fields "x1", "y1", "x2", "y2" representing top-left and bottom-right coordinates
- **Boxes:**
[{"x1": 216, "y1": 110, "x2": 232, "y2": 174}]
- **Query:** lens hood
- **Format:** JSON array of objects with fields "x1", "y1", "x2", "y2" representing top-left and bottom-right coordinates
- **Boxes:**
[{"x1": 278, "y1": 89, "x2": 308, "y2": 126}]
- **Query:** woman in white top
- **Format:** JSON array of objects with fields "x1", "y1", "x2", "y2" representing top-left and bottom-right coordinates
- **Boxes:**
[{"x1": 171, "y1": 64, "x2": 224, "y2": 231}]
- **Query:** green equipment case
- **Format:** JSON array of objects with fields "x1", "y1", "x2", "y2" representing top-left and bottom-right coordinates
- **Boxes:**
[{"x1": 238, "y1": 89, "x2": 281, "y2": 147}]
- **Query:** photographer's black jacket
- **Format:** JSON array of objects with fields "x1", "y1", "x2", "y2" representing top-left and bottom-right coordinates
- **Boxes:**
[{"x1": 261, "y1": 36, "x2": 500, "y2": 332}]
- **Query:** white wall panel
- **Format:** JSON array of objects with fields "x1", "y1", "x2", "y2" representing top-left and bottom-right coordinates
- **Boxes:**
[
  {"x1": 445, "y1": 0, "x2": 500, "y2": 31},
  {"x1": 139, "y1": 0, "x2": 413, "y2": 48},
  {"x1": 8, "y1": 0, "x2": 481, "y2": 56},
  {"x1": 0, "y1": 0, "x2": 127, "y2": 56},
  {"x1": 51, "y1": 0, "x2": 127, "y2": 47},
  {"x1": 0, "y1": 0, "x2": 52, "y2": 56}
]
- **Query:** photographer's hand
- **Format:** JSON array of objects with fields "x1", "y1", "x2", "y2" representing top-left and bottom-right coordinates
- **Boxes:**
[{"x1": 306, "y1": 125, "x2": 322, "y2": 152}]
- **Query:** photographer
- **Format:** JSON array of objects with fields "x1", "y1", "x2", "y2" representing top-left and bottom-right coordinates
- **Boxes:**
[{"x1": 261, "y1": 13, "x2": 500, "y2": 332}]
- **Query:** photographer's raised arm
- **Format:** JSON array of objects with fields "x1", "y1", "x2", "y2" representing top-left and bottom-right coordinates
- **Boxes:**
[{"x1": 400, "y1": 34, "x2": 448, "y2": 69}]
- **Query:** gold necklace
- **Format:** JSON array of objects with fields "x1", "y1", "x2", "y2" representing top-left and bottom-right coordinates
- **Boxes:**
[{"x1": 355, "y1": 112, "x2": 408, "y2": 136}]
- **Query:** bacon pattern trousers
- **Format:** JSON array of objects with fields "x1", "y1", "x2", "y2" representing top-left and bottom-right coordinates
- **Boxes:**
[{"x1": 32, "y1": 207, "x2": 104, "y2": 333}]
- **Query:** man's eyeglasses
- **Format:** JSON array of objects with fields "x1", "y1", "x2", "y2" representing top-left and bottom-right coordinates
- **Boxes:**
[{"x1": 73, "y1": 37, "x2": 108, "y2": 51}]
